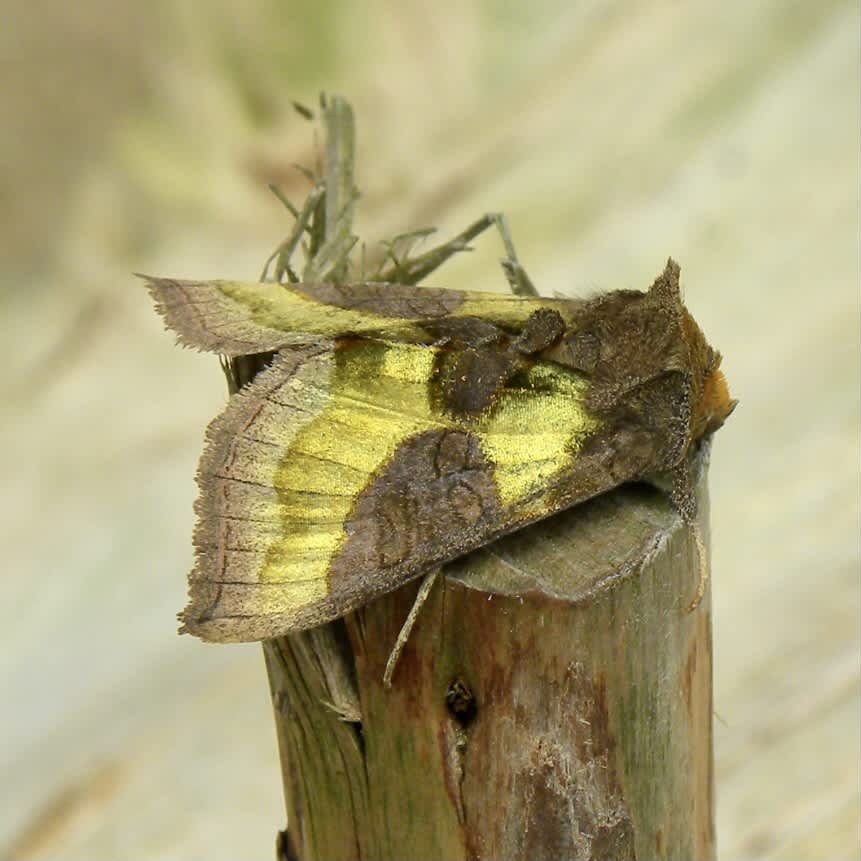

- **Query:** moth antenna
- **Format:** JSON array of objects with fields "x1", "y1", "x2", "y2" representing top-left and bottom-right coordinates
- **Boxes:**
[
  {"x1": 686, "y1": 522, "x2": 709, "y2": 613},
  {"x1": 383, "y1": 569, "x2": 441, "y2": 688}
]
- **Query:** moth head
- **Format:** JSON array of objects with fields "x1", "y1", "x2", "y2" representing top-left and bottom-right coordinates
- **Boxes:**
[
  {"x1": 676, "y1": 308, "x2": 737, "y2": 445},
  {"x1": 691, "y1": 351, "x2": 736, "y2": 438}
]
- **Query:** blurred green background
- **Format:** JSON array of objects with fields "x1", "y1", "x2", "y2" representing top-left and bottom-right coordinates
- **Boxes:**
[{"x1": 2, "y1": 1, "x2": 858, "y2": 858}]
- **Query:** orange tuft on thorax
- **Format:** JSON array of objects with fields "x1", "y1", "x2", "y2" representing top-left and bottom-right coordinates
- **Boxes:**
[{"x1": 693, "y1": 364, "x2": 736, "y2": 438}]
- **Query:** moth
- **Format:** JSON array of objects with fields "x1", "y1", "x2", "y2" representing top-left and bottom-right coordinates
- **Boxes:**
[{"x1": 146, "y1": 259, "x2": 734, "y2": 642}]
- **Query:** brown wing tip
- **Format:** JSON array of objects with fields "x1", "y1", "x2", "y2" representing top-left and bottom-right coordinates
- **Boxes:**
[
  {"x1": 177, "y1": 612, "x2": 194, "y2": 637},
  {"x1": 177, "y1": 614, "x2": 225, "y2": 642},
  {"x1": 177, "y1": 590, "x2": 241, "y2": 643},
  {"x1": 178, "y1": 605, "x2": 291, "y2": 643},
  {"x1": 139, "y1": 274, "x2": 211, "y2": 352},
  {"x1": 140, "y1": 274, "x2": 254, "y2": 355}
]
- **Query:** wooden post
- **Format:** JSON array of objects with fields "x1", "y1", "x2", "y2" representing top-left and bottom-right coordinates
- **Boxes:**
[
  {"x1": 263, "y1": 451, "x2": 716, "y2": 860},
  {"x1": 222, "y1": 94, "x2": 717, "y2": 860}
]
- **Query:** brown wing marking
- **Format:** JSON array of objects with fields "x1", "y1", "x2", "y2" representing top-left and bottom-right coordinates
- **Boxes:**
[
  {"x1": 326, "y1": 428, "x2": 501, "y2": 606},
  {"x1": 294, "y1": 282, "x2": 466, "y2": 317}
]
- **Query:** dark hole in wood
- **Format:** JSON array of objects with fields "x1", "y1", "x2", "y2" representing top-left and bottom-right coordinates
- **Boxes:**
[
  {"x1": 445, "y1": 678, "x2": 477, "y2": 726},
  {"x1": 276, "y1": 827, "x2": 300, "y2": 861}
]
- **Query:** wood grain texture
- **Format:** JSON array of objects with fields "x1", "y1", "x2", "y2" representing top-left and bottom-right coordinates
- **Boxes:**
[
  {"x1": 1, "y1": 1, "x2": 857, "y2": 859},
  {"x1": 267, "y1": 459, "x2": 714, "y2": 860}
]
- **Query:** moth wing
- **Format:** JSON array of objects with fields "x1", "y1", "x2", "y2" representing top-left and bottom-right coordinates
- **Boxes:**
[
  {"x1": 143, "y1": 276, "x2": 575, "y2": 356},
  {"x1": 185, "y1": 339, "x2": 599, "y2": 642}
]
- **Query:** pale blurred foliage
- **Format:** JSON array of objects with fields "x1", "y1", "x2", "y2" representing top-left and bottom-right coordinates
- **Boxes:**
[
  {"x1": 1, "y1": 1, "x2": 859, "y2": 859},
  {"x1": 4, "y1": 0, "x2": 577, "y2": 289}
]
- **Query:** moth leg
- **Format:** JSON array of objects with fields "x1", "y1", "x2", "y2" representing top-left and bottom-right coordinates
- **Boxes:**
[{"x1": 383, "y1": 568, "x2": 441, "y2": 688}]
